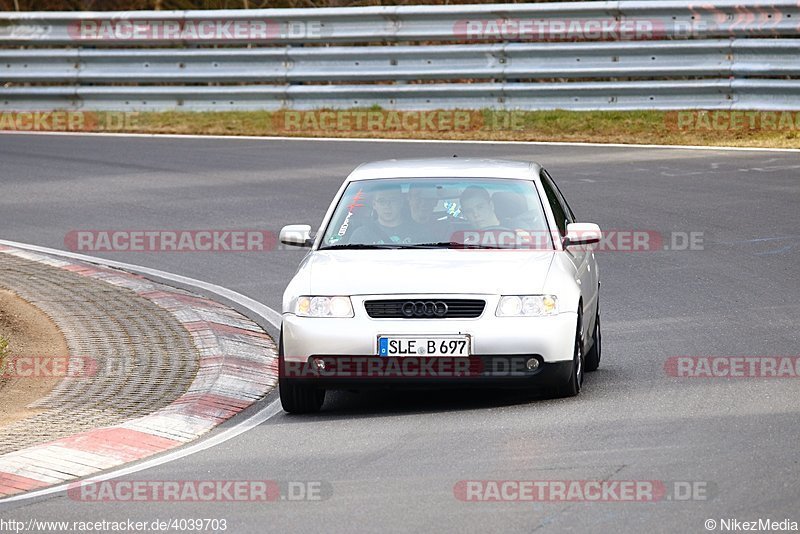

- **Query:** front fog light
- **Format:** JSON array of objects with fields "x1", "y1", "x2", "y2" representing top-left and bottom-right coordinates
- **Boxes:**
[
  {"x1": 496, "y1": 295, "x2": 558, "y2": 317},
  {"x1": 295, "y1": 296, "x2": 354, "y2": 317}
]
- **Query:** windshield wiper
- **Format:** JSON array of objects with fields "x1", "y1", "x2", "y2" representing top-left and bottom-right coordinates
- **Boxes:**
[
  {"x1": 319, "y1": 243, "x2": 406, "y2": 250},
  {"x1": 401, "y1": 242, "x2": 507, "y2": 249},
  {"x1": 321, "y1": 242, "x2": 510, "y2": 250}
]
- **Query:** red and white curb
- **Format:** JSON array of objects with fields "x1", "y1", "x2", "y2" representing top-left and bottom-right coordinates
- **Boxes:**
[{"x1": 0, "y1": 245, "x2": 279, "y2": 498}]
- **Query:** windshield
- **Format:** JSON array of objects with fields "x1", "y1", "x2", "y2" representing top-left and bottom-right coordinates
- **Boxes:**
[{"x1": 319, "y1": 178, "x2": 552, "y2": 250}]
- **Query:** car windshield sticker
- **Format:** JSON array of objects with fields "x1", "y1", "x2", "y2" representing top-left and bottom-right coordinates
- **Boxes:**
[
  {"x1": 330, "y1": 188, "x2": 365, "y2": 243},
  {"x1": 376, "y1": 235, "x2": 413, "y2": 245},
  {"x1": 443, "y1": 200, "x2": 461, "y2": 218}
]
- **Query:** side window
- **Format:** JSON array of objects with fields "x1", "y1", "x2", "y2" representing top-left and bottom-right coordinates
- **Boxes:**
[
  {"x1": 542, "y1": 169, "x2": 576, "y2": 223},
  {"x1": 540, "y1": 171, "x2": 568, "y2": 236}
]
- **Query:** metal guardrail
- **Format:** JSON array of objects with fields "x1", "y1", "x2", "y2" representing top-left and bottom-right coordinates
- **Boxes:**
[
  {"x1": 2, "y1": 39, "x2": 799, "y2": 84},
  {"x1": 4, "y1": 80, "x2": 800, "y2": 112},
  {"x1": 0, "y1": 2, "x2": 798, "y2": 111}
]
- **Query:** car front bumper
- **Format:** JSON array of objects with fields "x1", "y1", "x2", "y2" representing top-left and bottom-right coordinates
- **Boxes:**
[{"x1": 281, "y1": 295, "x2": 577, "y2": 388}]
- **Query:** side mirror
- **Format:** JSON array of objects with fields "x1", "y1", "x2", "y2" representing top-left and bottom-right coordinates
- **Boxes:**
[
  {"x1": 280, "y1": 224, "x2": 314, "y2": 247},
  {"x1": 564, "y1": 223, "x2": 601, "y2": 247}
]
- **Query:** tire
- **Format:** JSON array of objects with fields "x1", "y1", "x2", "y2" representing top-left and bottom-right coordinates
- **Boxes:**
[
  {"x1": 585, "y1": 305, "x2": 601, "y2": 372},
  {"x1": 552, "y1": 313, "x2": 584, "y2": 398},
  {"x1": 278, "y1": 331, "x2": 325, "y2": 414}
]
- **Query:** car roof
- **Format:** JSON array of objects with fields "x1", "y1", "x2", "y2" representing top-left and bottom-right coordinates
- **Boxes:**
[{"x1": 346, "y1": 158, "x2": 541, "y2": 182}]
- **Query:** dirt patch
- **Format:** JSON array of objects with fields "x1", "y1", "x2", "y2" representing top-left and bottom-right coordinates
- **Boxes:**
[{"x1": 0, "y1": 288, "x2": 69, "y2": 428}]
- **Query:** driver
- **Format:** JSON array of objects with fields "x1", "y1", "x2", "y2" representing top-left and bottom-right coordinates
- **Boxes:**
[{"x1": 459, "y1": 186, "x2": 504, "y2": 229}]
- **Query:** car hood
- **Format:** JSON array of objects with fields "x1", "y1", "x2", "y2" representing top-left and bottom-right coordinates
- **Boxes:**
[{"x1": 288, "y1": 249, "x2": 555, "y2": 297}]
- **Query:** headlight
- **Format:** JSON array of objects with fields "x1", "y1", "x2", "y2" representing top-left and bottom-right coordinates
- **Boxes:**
[
  {"x1": 295, "y1": 296, "x2": 354, "y2": 317},
  {"x1": 496, "y1": 295, "x2": 558, "y2": 317}
]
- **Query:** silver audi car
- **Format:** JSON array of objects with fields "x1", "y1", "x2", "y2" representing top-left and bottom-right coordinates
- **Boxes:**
[{"x1": 278, "y1": 158, "x2": 602, "y2": 413}]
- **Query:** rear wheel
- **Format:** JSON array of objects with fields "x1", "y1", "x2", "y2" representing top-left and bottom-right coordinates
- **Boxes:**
[
  {"x1": 552, "y1": 313, "x2": 584, "y2": 398},
  {"x1": 585, "y1": 305, "x2": 601, "y2": 372},
  {"x1": 278, "y1": 331, "x2": 325, "y2": 414}
]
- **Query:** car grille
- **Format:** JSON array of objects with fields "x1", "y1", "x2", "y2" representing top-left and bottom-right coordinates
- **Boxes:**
[{"x1": 364, "y1": 299, "x2": 486, "y2": 319}]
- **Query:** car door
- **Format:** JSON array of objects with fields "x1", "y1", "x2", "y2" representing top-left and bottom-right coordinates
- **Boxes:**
[{"x1": 540, "y1": 169, "x2": 598, "y2": 332}]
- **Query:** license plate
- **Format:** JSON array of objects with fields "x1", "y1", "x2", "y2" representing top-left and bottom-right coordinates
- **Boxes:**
[{"x1": 378, "y1": 335, "x2": 471, "y2": 357}]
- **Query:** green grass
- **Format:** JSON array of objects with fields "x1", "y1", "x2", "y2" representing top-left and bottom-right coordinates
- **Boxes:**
[
  {"x1": 131, "y1": 109, "x2": 800, "y2": 148},
  {"x1": 8, "y1": 108, "x2": 800, "y2": 149}
]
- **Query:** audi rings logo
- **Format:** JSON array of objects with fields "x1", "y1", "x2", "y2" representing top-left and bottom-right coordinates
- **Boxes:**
[{"x1": 402, "y1": 301, "x2": 449, "y2": 318}]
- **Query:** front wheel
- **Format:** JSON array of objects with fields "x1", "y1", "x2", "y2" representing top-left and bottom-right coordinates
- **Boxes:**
[
  {"x1": 552, "y1": 314, "x2": 584, "y2": 398},
  {"x1": 279, "y1": 377, "x2": 325, "y2": 414},
  {"x1": 278, "y1": 331, "x2": 325, "y2": 414},
  {"x1": 585, "y1": 307, "x2": 601, "y2": 372}
]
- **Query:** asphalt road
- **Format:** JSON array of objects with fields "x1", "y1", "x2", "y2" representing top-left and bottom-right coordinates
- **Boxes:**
[{"x1": 0, "y1": 133, "x2": 798, "y2": 533}]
